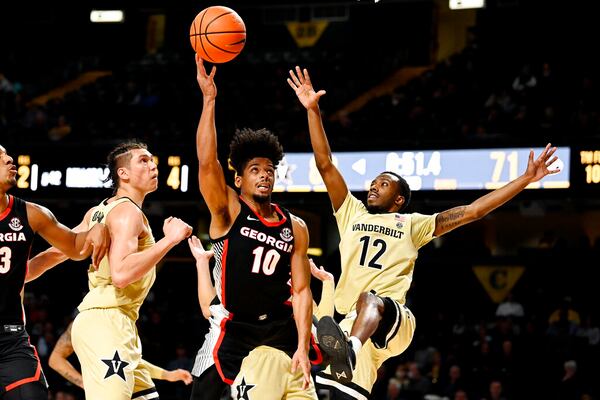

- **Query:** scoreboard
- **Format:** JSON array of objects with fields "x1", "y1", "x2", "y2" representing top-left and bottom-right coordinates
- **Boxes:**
[{"x1": 10, "y1": 145, "x2": 593, "y2": 199}]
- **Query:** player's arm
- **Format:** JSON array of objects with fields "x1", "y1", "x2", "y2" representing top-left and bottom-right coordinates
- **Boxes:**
[
  {"x1": 288, "y1": 66, "x2": 348, "y2": 211},
  {"x1": 108, "y1": 204, "x2": 192, "y2": 288},
  {"x1": 140, "y1": 360, "x2": 193, "y2": 384},
  {"x1": 26, "y1": 203, "x2": 109, "y2": 267},
  {"x1": 309, "y1": 259, "x2": 335, "y2": 319},
  {"x1": 48, "y1": 322, "x2": 84, "y2": 389},
  {"x1": 434, "y1": 144, "x2": 560, "y2": 237},
  {"x1": 188, "y1": 235, "x2": 216, "y2": 319},
  {"x1": 290, "y1": 215, "x2": 313, "y2": 389},
  {"x1": 26, "y1": 209, "x2": 93, "y2": 283},
  {"x1": 195, "y1": 54, "x2": 238, "y2": 228}
]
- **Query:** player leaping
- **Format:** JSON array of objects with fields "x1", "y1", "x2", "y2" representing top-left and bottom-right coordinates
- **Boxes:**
[{"x1": 288, "y1": 66, "x2": 560, "y2": 400}]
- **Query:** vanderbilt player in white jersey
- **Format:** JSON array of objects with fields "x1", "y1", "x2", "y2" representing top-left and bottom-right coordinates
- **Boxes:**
[{"x1": 288, "y1": 67, "x2": 561, "y2": 399}]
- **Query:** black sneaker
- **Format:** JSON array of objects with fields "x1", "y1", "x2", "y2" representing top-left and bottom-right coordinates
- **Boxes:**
[{"x1": 317, "y1": 316, "x2": 356, "y2": 383}]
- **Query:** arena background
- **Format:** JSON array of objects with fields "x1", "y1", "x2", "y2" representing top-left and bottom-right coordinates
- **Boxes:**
[{"x1": 1, "y1": 1, "x2": 599, "y2": 399}]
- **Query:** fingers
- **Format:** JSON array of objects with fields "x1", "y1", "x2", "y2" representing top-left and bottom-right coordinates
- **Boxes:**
[
  {"x1": 287, "y1": 78, "x2": 297, "y2": 91},
  {"x1": 302, "y1": 364, "x2": 311, "y2": 390},
  {"x1": 289, "y1": 68, "x2": 302, "y2": 87},
  {"x1": 209, "y1": 65, "x2": 217, "y2": 79},
  {"x1": 80, "y1": 238, "x2": 91, "y2": 257},
  {"x1": 528, "y1": 149, "x2": 534, "y2": 164},
  {"x1": 545, "y1": 155, "x2": 559, "y2": 167},
  {"x1": 195, "y1": 54, "x2": 206, "y2": 74},
  {"x1": 295, "y1": 66, "x2": 304, "y2": 84},
  {"x1": 302, "y1": 67, "x2": 310, "y2": 84},
  {"x1": 316, "y1": 89, "x2": 327, "y2": 98},
  {"x1": 291, "y1": 357, "x2": 298, "y2": 373}
]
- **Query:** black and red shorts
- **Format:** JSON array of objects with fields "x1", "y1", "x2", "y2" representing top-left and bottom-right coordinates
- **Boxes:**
[{"x1": 0, "y1": 329, "x2": 48, "y2": 397}]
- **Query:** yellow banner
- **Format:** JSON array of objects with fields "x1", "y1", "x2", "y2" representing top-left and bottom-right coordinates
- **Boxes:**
[
  {"x1": 286, "y1": 21, "x2": 329, "y2": 48},
  {"x1": 473, "y1": 265, "x2": 525, "y2": 303},
  {"x1": 146, "y1": 14, "x2": 166, "y2": 54}
]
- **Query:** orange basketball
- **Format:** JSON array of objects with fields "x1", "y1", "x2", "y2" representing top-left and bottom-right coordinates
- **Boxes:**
[{"x1": 190, "y1": 6, "x2": 246, "y2": 64}]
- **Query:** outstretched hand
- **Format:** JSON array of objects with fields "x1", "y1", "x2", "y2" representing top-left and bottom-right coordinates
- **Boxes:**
[
  {"x1": 524, "y1": 143, "x2": 561, "y2": 183},
  {"x1": 164, "y1": 369, "x2": 193, "y2": 385},
  {"x1": 187, "y1": 235, "x2": 214, "y2": 262},
  {"x1": 195, "y1": 54, "x2": 217, "y2": 99},
  {"x1": 309, "y1": 259, "x2": 333, "y2": 282},
  {"x1": 287, "y1": 66, "x2": 326, "y2": 110}
]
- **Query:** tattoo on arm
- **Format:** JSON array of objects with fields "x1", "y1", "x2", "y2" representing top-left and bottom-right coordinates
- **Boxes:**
[{"x1": 436, "y1": 206, "x2": 467, "y2": 231}]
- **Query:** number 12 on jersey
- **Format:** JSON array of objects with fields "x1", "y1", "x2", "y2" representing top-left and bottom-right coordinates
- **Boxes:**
[{"x1": 358, "y1": 236, "x2": 387, "y2": 270}]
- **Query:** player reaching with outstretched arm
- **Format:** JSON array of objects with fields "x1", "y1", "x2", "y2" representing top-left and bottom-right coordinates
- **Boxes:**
[
  {"x1": 191, "y1": 54, "x2": 315, "y2": 400},
  {"x1": 288, "y1": 66, "x2": 560, "y2": 399}
]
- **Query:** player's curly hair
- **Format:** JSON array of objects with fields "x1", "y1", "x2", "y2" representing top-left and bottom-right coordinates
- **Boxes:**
[
  {"x1": 381, "y1": 171, "x2": 411, "y2": 211},
  {"x1": 228, "y1": 128, "x2": 284, "y2": 174},
  {"x1": 104, "y1": 141, "x2": 148, "y2": 192}
]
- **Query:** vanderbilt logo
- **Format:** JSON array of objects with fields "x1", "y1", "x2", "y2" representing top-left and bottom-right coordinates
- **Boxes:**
[
  {"x1": 235, "y1": 377, "x2": 255, "y2": 400},
  {"x1": 92, "y1": 211, "x2": 105, "y2": 223},
  {"x1": 102, "y1": 351, "x2": 129, "y2": 381}
]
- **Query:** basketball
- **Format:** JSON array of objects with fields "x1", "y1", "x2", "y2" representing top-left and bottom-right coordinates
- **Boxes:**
[{"x1": 189, "y1": 6, "x2": 246, "y2": 64}]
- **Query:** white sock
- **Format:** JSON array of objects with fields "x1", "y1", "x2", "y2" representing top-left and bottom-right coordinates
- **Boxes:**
[{"x1": 349, "y1": 336, "x2": 362, "y2": 356}]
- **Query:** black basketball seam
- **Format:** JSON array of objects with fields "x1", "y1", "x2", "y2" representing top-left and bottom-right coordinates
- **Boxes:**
[
  {"x1": 192, "y1": 12, "x2": 199, "y2": 56},
  {"x1": 204, "y1": 11, "x2": 245, "y2": 58},
  {"x1": 190, "y1": 31, "x2": 246, "y2": 36},
  {"x1": 199, "y1": 9, "x2": 214, "y2": 62}
]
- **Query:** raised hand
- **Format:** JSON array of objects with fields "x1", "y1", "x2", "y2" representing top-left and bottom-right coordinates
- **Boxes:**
[
  {"x1": 524, "y1": 143, "x2": 561, "y2": 182},
  {"x1": 187, "y1": 235, "x2": 214, "y2": 262},
  {"x1": 309, "y1": 258, "x2": 333, "y2": 282},
  {"x1": 195, "y1": 53, "x2": 217, "y2": 99},
  {"x1": 287, "y1": 66, "x2": 326, "y2": 110}
]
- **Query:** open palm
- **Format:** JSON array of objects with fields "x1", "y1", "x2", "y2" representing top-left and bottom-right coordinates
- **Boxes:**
[
  {"x1": 287, "y1": 66, "x2": 326, "y2": 110},
  {"x1": 525, "y1": 143, "x2": 561, "y2": 182}
]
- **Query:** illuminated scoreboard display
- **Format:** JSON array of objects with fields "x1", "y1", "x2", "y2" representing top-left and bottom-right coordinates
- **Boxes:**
[
  {"x1": 14, "y1": 154, "x2": 190, "y2": 194},
  {"x1": 274, "y1": 147, "x2": 571, "y2": 192},
  {"x1": 13, "y1": 147, "x2": 572, "y2": 197},
  {"x1": 579, "y1": 149, "x2": 600, "y2": 185}
]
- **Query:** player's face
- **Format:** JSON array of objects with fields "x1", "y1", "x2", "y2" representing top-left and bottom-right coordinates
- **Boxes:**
[
  {"x1": 120, "y1": 149, "x2": 158, "y2": 193},
  {"x1": 366, "y1": 173, "x2": 404, "y2": 214},
  {"x1": 238, "y1": 157, "x2": 275, "y2": 204},
  {"x1": 0, "y1": 145, "x2": 17, "y2": 191}
]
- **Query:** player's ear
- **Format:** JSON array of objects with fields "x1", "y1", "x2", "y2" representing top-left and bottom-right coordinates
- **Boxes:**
[
  {"x1": 234, "y1": 174, "x2": 242, "y2": 188},
  {"x1": 117, "y1": 167, "x2": 128, "y2": 182},
  {"x1": 394, "y1": 194, "x2": 405, "y2": 210}
]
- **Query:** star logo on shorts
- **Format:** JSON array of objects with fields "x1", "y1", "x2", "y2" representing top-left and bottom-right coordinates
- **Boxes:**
[
  {"x1": 236, "y1": 377, "x2": 255, "y2": 400},
  {"x1": 102, "y1": 351, "x2": 129, "y2": 381}
]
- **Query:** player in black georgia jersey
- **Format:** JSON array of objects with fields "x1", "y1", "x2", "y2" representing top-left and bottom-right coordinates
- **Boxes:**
[
  {"x1": 0, "y1": 144, "x2": 109, "y2": 400},
  {"x1": 192, "y1": 55, "x2": 316, "y2": 400}
]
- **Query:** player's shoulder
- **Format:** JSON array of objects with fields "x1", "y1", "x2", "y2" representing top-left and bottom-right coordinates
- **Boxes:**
[
  {"x1": 289, "y1": 212, "x2": 307, "y2": 229},
  {"x1": 105, "y1": 198, "x2": 144, "y2": 223}
]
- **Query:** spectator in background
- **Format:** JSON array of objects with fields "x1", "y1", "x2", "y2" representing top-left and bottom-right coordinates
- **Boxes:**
[
  {"x1": 576, "y1": 314, "x2": 600, "y2": 347},
  {"x1": 386, "y1": 378, "x2": 402, "y2": 400},
  {"x1": 454, "y1": 389, "x2": 469, "y2": 400},
  {"x1": 482, "y1": 380, "x2": 506, "y2": 400},
  {"x1": 441, "y1": 365, "x2": 465, "y2": 399},
  {"x1": 548, "y1": 297, "x2": 580, "y2": 337},
  {"x1": 558, "y1": 360, "x2": 582, "y2": 400},
  {"x1": 48, "y1": 115, "x2": 72, "y2": 141}
]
